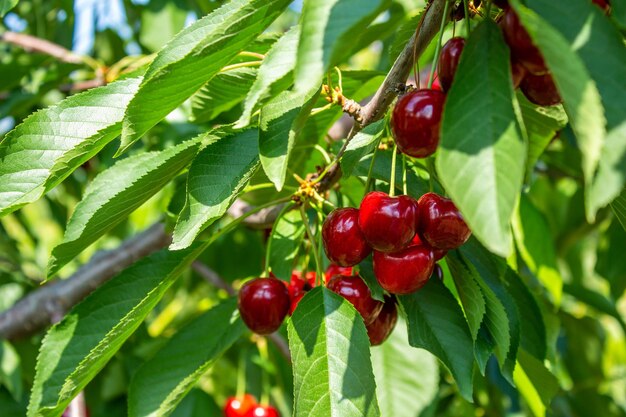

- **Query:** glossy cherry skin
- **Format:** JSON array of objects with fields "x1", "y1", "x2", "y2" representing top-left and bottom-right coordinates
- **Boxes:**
[
  {"x1": 520, "y1": 72, "x2": 562, "y2": 106},
  {"x1": 244, "y1": 405, "x2": 280, "y2": 417},
  {"x1": 326, "y1": 275, "x2": 383, "y2": 325},
  {"x1": 358, "y1": 191, "x2": 418, "y2": 253},
  {"x1": 417, "y1": 193, "x2": 471, "y2": 250},
  {"x1": 500, "y1": 7, "x2": 547, "y2": 75},
  {"x1": 238, "y1": 278, "x2": 290, "y2": 335},
  {"x1": 366, "y1": 296, "x2": 398, "y2": 346},
  {"x1": 411, "y1": 234, "x2": 447, "y2": 261},
  {"x1": 373, "y1": 245, "x2": 434, "y2": 294},
  {"x1": 224, "y1": 394, "x2": 257, "y2": 417},
  {"x1": 322, "y1": 208, "x2": 372, "y2": 267},
  {"x1": 324, "y1": 264, "x2": 353, "y2": 283},
  {"x1": 438, "y1": 37, "x2": 466, "y2": 92},
  {"x1": 391, "y1": 89, "x2": 446, "y2": 158}
]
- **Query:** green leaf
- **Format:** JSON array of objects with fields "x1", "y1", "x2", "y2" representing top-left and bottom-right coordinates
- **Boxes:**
[
  {"x1": 288, "y1": 287, "x2": 380, "y2": 417},
  {"x1": 512, "y1": 195, "x2": 563, "y2": 305},
  {"x1": 371, "y1": 319, "x2": 438, "y2": 417},
  {"x1": 0, "y1": 0, "x2": 17, "y2": 16},
  {"x1": 48, "y1": 138, "x2": 201, "y2": 277},
  {"x1": 446, "y1": 251, "x2": 486, "y2": 341},
  {"x1": 518, "y1": 94, "x2": 568, "y2": 177},
  {"x1": 341, "y1": 120, "x2": 385, "y2": 178},
  {"x1": 437, "y1": 21, "x2": 526, "y2": 257},
  {"x1": 523, "y1": 0, "x2": 626, "y2": 218},
  {"x1": 268, "y1": 208, "x2": 305, "y2": 281},
  {"x1": 139, "y1": 0, "x2": 188, "y2": 52},
  {"x1": 513, "y1": 349, "x2": 560, "y2": 417},
  {"x1": 28, "y1": 246, "x2": 201, "y2": 417},
  {"x1": 563, "y1": 284, "x2": 626, "y2": 331},
  {"x1": 388, "y1": 11, "x2": 423, "y2": 63},
  {"x1": 399, "y1": 280, "x2": 474, "y2": 401},
  {"x1": 237, "y1": 25, "x2": 301, "y2": 128},
  {"x1": 120, "y1": 0, "x2": 291, "y2": 152},
  {"x1": 294, "y1": 0, "x2": 387, "y2": 93},
  {"x1": 0, "y1": 77, "x2": 141, "y2": 217},
  {"x1": 512, "y1": 0, "x2": 609, "y2": 221},
  {"x1": 0, "y1": 341, "x2": 22, "y2": 401},
  {"x1": 128, "y1": 298, "x2": 245, "y2": 417},
  {"x1": 259, "y1": 88, "x2": 318, "y2": 191},
  {"x1": 171, "y1": 129, "x2": 260, "y2": 250},
  {"x1": 190, "y1": 68, "x2": 257, "y2": 123},
  {"x1": 610, "y1": 189, "x2": 626, "y2": 231},
  {"x1": 357, "y1": 256, "x2": 386, "y2": 303}
]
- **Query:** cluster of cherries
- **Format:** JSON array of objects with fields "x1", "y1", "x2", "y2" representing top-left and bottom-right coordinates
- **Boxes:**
[
  {"x1": 320, "y1": 190, "x2": 471, "y2": 337},
  {"x1": 391, "y1": 0, "x2": 605, "y2": 160},
  {"x1": 224, "y1": 394, "x2": 279, "y2": 417}
]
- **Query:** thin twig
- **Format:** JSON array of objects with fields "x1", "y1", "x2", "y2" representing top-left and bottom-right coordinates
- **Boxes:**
[{"x1": 1, "y1": 31, "x2": 86, "y2": 65}]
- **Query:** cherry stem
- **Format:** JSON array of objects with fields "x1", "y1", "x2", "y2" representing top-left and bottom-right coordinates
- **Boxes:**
[
  {"x1": 428, "y1": 0, "x2": 451, "y2": 89},
  {"x1": 220, "y1": 60, "x2": 262, "y2": 73},
  {"x1": 315, "y1": 207, "x2": 326, "y2": 287},
  {"x1": 263, "y1": 202, "x2": 295, "y2": 278},
  {"x1": 389, "y1": 144, "x2": 398, "y2": 197},
  {"x1": 402, "y1": 154, "x2": 408, "y2": 196},
  {"x1": 300, "y1": 205, "x2": 323, "y2": 282},
  {"x1": 427, "y1": 157, "x2": 436, "y2": 192},
  {"x1": 257, "y1": 337, "x2": 271, "y2": 407},
  {"x1": 236, "y1": 346, "x2": 247, "y2": 399},
  {"x1": 463, "y1": 0, "x2": 471, "y2": 37},
  {"x1": 364, "y1": 141, "x2": 381, "y2": 193}
]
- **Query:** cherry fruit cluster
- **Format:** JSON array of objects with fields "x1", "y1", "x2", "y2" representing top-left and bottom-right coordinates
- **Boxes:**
[{"x1": 224, "y1": 394, "x2": 279, "y2": 417}]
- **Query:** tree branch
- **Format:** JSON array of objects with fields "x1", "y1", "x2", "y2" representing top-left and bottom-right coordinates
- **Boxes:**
[
  {"x1": 0, "y1": 31, "x2": 85, "y2": 65},
  {"x1": 0, "y1": 223, "x2": 171, "y2": 340}
]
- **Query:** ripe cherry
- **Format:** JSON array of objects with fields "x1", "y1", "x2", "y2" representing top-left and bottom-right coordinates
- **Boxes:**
[
  {"x1": 325, "y1": 264, "x2": 353, "y2": 283},
  {"x1": 438, "y1": 37, "x2": 465, "y2": 92},
  {"x1": 358, "y1": 191, "x2": 418, "y2": 253},
  {"x1": 373, "y1": 245, "x2": 434, "y2": 294},
  {"x1": 326, "y1": 275, "x2": 383, "y2": 325},
  {"x1": 511, "y1": 60, "x2": 527, "y2": 89},
  {"x1": 322, "y1": 208, "x2": 372, "y2": 267},
  {"x1": 287, "y1": 272, "x2": 313, "y2": 316},
  {"x1": 244, "y1": 405, "x2": 280, "y2": 417},
  {"x1": 411, "y1": 234, "x2": 447, "y2": 261},
  {"x1": 417, "y1": 192, "x2": 471, "y2": 250},
  {"x1": 500, "y1": 7, "x2": 547, "y2": 75},
  {"x1": 225, "y1": 394, "x2": 257, "y2": 417},
  {"x1": 391, "y1": 89, "x2": 446, "y2": 158},
  {"x1": 238, "y1": 278, "x2": 290, "y2": 335},
  {"x1": 592, "y1": 0, "x2": 610, "y2": 13},
  {"x1": 520, "y1": 72, "x2": 562, "y2": 106},
  {"x1": 366, "y1": 296, "x2": 398, "y2": 346}
]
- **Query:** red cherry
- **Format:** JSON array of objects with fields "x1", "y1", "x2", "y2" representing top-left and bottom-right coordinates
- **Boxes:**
[
  {"x1": 358, "y1": 191, "x2": 418, "y2": 253},
  {"x1": 592, "y1": 0, "x2": 610, "y2": 13},
  {"x1": 500, "y1": 7, "x2": 547, "y2": 75},
  {"x1": 417, "y1": 192, "x2": 471, "y2": 250},
  {"x1": 511, "y1": 60, "x2": 527, "y2": 89},
  {"x1": 431, "y1": 72, "x2": 443, "y2": 91},
  {"x1": 366, "y1": 296, "x2": 398, "y2": 346},
  {"x1": 244, "y1": 405, "x2": 280, "y2": 417},
  {"x1": 224, "y1": 394, "x2": 257, "y2": 417},
  {"x1": 520, "y1": 72, "x2": 562, "y2": 106},
  {"x1": 322, "y1": 208, "x2": 372, "y2": 267},
  {"x1": 410, "y1": 234, "x2": 447, "y2": 261},
  {"x1": 391, "y1": 89, "x2": 446, "y2": 158},
  {"x1": 438, "y1": 37, "x2": 465, "y2": 92},
  {"x1": 238, "y1": 278, "x2": 290, "y2": 335},
  {"x1": 373, "y1": 246, "x2": 434, "y2": 294},
  {"x1": 432, "y1": 263, "x2": 444, "y2": 281},
  {"x1": 324, "y1": 264, "x2": 353, "y2": 283},
  {"x1": 326, "y1": 275, "x2": 383, "y2": 325},
  {"x1": 289, "y1": 292, "x2": 305, "y2": 315}
]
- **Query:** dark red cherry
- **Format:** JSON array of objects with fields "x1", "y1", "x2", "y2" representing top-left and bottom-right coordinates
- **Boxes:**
[
  {"x1": 592, "y1": 0, "x2": 610, "y2": 13},
  {"x1": 366, "y1": 296, "x2": 398, "y2": 346},
  {"x1": 438, "y1": 37, "x2": 466, "y2": 92},
  {"x1": 432, "y1": 264, "x2": 444, "y2": 281},
  {"x1": 500, "y1": 7, "x2": 547, "y2": 75},
  {"x1": 225, "y1": 394, "x2": 256, "y2": 417},
  {"x1": 324, "y1": 264, "x2": 353, "y2": 283},
  {"x1": 511, "y1": 60, "x2": 527, "y2": 89},
  {"x1": 373, "y1": 245, "x2": 435, "y2": 294},
  {"x1": 521, "y1": 72, "x2": 562, "y2": 106},
  {"x1": 391, "y1": 89, "x2": 446, "y2": 158},
  {"x1": 322, "y1": 208, "x2": 372, "y2": 267},
  {"x1": 411, "y1": 234, "x2": 447, "y2": 261},
  {"x1": 289, "y1": 292, "x2": 305, "y2": 315},
  {"x1": 244, "y1": 405, "x2": 280, "y2": 417},
  {"x1": 327, "y1": 275, "x2": 383, "y2": 325},
  {"x1": 358, "y1": 191, "x2": 418, "y2": 253},
  {"x1": 238, "y1": 278, "x2": 290, "y2": 335},
  {"x1": 417, "y1": 192, "x2": 471, "y2": 250}
]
